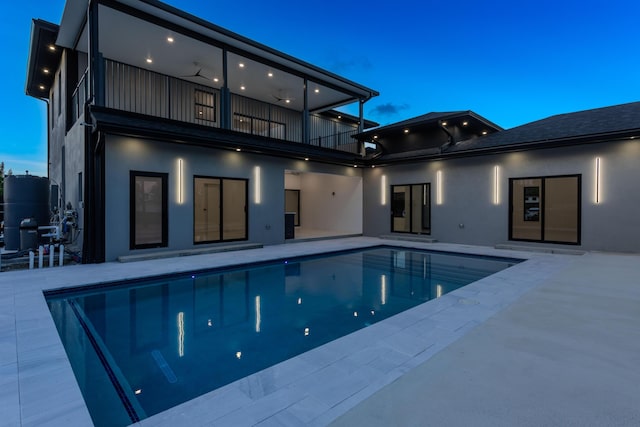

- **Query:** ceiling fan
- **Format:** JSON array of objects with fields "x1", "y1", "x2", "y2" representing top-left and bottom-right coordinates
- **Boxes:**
[
  {"x1": 181, "y1": 62, "x2": 213, "y2": 81},
  {"x1": 272, "y1": 93, "x2": 295, "y2": 104}
]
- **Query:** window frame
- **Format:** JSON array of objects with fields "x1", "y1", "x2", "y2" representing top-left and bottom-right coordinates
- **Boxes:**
[
  {"x1": 194, "y1": 88, "x2": 217, "y2": 124},
  {"x1": 390, "y1": 183, "x2": 431, "y2": 235},
  {"x1": 193, "y1": 175, "x2": 248, "y2": 244},
  {"x1": 130, "y1": 171, "x2": 168, "y2": 250},
  {"x1": 508, "y1": 174, "x2": 581, "y2": 245}
]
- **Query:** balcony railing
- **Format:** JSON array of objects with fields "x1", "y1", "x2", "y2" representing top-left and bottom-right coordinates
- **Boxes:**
[{"x1": 100, "y1": 59, "x2": 361, "y2": 154}]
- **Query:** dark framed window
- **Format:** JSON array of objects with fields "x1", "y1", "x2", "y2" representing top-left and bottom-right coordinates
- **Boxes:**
[
  {"x1": 509, "y1": 175, "x2": 581, "y2": 245},
  {"x1": 193, "y1": 176, "x2": 248, "y2": 244},
  {"x1": 391, "y1": 183, "x2": 431, "y2": 234},
  {"x1": 194, "y1": 89, "x2": 216, "y2": 123},
  {"x1": 130, "y1": 171, "x2": 168, "y2": 249}
]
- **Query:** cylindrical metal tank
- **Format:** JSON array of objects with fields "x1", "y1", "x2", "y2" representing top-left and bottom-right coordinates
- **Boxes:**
[{"x1": 3, "y1": 175, "x2": 50, "y2": 251}]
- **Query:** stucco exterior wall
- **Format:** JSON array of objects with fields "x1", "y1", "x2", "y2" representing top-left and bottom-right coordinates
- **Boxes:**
[
  {"x1": 363, "y1": 139, "x2": 640, "y2": 253},
  {"x1": 104, "y1": 135, "x2": 363, "y2": 261}
]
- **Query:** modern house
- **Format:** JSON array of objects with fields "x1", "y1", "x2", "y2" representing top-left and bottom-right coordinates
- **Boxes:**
[
  {"x1": 26, "y1": 0, "x2": 640, "y2": 262},
  {"x1": 26, "y1": 0, "x2": 379, "y2": 263}
]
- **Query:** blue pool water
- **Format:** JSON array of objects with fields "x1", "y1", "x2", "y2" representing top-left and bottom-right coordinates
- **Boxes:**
[{"x1": 46, "y1": 246, "x2": 519, "y2": 426}]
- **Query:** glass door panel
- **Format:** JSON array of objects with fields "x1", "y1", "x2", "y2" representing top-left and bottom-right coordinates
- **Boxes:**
[
  {"x1": 544, "y1": 176, "x2": 579, "y2": 243},
  {"x1": 222, "y1": 179, "x2": 247, "y2": 240},
  {"x1": 511, "y1": 178, "x2": 542, "y2": 241},
  {"x1": 392, "y1": 186, "x2": 410, "y2": 232},
  {"x1": 194, "y1": 178, "x2": 220, "y2": 243}
]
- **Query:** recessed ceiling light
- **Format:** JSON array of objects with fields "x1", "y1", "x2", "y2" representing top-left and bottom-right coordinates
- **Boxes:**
[
  {"x1": 462, "y1": 121, "x2": 468, "y2": 126},
  {"x1": 146, "y1": 58, "x2": 153, "y2": 63},
  {"x1": 285, "y1": 99, "x2": 290, "y2": 103},
  {"x1": 442, "y1": 121, "x2": 448, "y2": 126},
  {"x1": 236, "y1": 148, "x2": 241, "y2": 152},
  {"x1": 43, "y1": 68, "x2": 50, "y2": 74},
  {"x1": 304, "y1": 157, "x2": 309, "y2": 161},
  {"x1": 354, "y1": 165, "x2": 358, "y2": 168},
  {"x1": 167, "y1": 36, "x2": 174, "y2": 43},
  {"x1": 482, "y1": 130, "x2": 488, "y2": 135},
  {"x1": 314, "y1": 88, "x2": 320, "y2": 93},
  {"x1": 213, "y1": 77, "x2": 219, "y2": 82},
  {"x1": 337, "y1": 115, "x2": 342, "y2": 119},
  {"x1": 371, "y1": 165, "x2": 375, "y2": 168},
  {"x1": 373, "y1": 135, "x2": 378, "y2": 139},
  {"x1": 268, "y1": 72, "x2": 273, "y2": 77},
  {"x1": 404, "y1": 129, "x2": 409, "y2": 134},
  {"x1": 48, "y1": 45, "x2": 56, "y2": 51},
  {"x1": 38, "y1": 85, "x2": 45, "y2": 90},
  {"x1": 239, "y1": 63, "x2": 245, "y2": 68},
  {"x1": 240, "y1": 85, "x2": 245, "y2": 90},
  {"x1": 198, "y1": 111, "x2": 203, "y2": 115}
]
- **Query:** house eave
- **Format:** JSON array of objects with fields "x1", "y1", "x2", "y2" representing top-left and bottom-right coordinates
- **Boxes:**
[{"x1": 88, "y1": 106, "x2": 367, "y2": 166}]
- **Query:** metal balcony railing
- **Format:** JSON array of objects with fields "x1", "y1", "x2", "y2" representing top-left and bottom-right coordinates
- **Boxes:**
[{"x1": 96, "y1": 59, "x2": 361, "y2": 154}]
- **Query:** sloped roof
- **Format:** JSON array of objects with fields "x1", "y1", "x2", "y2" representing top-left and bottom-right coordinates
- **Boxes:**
[{"x1": 448, "y1": 101, "x2": 640, "y2": 153}]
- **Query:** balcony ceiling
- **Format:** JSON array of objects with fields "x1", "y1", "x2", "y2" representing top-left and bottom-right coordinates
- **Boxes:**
[{"x1": 76, "y1": 4, "x2": 366, "y2": 113}]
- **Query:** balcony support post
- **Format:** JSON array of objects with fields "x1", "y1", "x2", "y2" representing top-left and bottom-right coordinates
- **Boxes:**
[
  {"x1": 303, "y1": 79, "x2": 309, "y2": 145},
  {"x1": 88, "y1": 0, "x2": 104, "y2": 107},
  {"x1": 220, "y1": 47, "x2": 231, "y2": 129}
]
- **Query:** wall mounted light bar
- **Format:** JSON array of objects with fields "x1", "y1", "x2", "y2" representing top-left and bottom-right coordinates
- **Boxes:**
[
  {"x1": 595, "y1": 157, "x2": 601, "y2": 204},
  {"x1": 493, "y1": 165, "x2": 500, "y2": 205},
  {"x1": 381, "y1": 175, "x2": 387, "y2": 205},
  {"x1": 177, "y1": 158, "x2": 184, "y2": 205},
  {"x1": 254, "y1": 166, "x2": 262, "y2": 204},
  {"x1": 436, "y1": 170, "x2": 443, "y2": 205}
]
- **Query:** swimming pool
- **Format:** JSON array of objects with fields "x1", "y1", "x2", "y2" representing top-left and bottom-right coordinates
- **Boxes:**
[{"x1": 46, "y1": 246, "x2": 519, "y2": 426}]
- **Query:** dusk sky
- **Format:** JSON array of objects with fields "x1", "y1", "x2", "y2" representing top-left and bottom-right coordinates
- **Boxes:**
[{"x1": 2, "y1": 0, "x2": 639, "y2": 177}]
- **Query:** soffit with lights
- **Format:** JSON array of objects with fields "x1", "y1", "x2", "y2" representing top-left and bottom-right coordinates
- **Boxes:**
[{"x1": 59, "y1": 0, "x2": 377, "y2": 112}]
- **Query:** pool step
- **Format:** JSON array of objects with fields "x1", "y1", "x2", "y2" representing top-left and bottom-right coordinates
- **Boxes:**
[
  {"x1": 379, "y1": 234, "x2": 438, "y2": 243},
  {"x1": 117, "y1": 242, "x2": 263, "y2": 263}
]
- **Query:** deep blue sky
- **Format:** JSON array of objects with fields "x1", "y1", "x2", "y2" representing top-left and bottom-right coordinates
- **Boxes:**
[{"x1": 3, "y1": 0, "x2": 640, "y2": 177}]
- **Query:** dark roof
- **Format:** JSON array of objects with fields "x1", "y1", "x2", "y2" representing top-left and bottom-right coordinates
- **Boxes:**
[
  {"x1": 354, "y1": 110, "x2": 503, "y2": 140},
  {"x1": 448, "y1": 101, "x2": 640, "y2": 153},
  {"x1": 25, "y1": 19, "x2": 61, "y2": 99},
  {"x1": 369, "y1": 101, "x2": 640, "y2": 164}
]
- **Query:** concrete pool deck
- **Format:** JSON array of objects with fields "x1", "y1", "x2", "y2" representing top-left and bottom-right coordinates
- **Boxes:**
[{"x1": 1, "y1": 237, "x2": 638, "y2": 426}]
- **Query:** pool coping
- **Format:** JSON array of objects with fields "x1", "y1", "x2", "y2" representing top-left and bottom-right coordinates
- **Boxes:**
[{"x1": 0, "y1": 237, "x2": 576, "y2": 427}]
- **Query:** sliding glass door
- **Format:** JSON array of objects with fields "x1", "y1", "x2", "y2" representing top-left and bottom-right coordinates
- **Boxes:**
[
  {"x1": 391, "y1": 183, "x2": 431, "y2": 234},
  {"x1": 510, "y1": 175, "x2": 580, "y2": 244},
  {"x1": 194, "y1": 176, "x2": 247, "y2": 243}
]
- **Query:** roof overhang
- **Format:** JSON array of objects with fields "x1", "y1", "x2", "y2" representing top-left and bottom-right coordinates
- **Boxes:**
[
  {"x1": 25, "y1": 19, "x2": 61, "y2": 100},
  {"x1": 57, "y1": 0, "x2": 378, "y2": 109}
]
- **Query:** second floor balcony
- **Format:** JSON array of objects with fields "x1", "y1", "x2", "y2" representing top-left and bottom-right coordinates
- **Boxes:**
[{"x1": 72, "y1": 59, "x2": 373, "y2": 155}]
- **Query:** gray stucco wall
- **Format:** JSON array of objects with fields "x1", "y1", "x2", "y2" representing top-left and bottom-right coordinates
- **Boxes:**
[
  {"x1": 104, "y1": 135, "x2": 362, "y2": 261},
  {"x1": 363, "y1": 139, "x2": 640, "y2": 253}
]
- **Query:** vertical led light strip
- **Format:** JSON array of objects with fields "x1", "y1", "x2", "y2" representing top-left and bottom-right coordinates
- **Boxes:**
[
  {"x1": 254, "y1": 166, "x2": 261, "y2": 204},
  {"x1": 255, "y1": 296, "x2": 261, "y2": 333},
  {"x1": 381, "y1": 274, "x2": 387, "y2": 305},
  {"x1": 436, "y1": 170, "x2": 443, "y2": 205},
  {"x1": 595, "y1": 157, "x2": 601, "y2": 204},
  {"x1": 177, "y1": 158, "x2": 184, "y2": 204},
  {"x1": 381, "y1": 175, "x2": 387, "y2": 205},
  {"x1": 493, "y1": 165, "x2": 500, "y2": 205}
]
